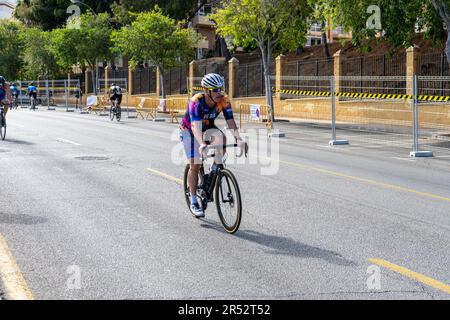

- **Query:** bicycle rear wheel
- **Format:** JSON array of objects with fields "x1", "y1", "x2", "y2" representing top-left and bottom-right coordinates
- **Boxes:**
[
  {"x1": 215, "y1": 169, "x2": 242, "y2": 234},
  {"x1": 0, "y1": 113, "x2": 6, "y2": 140},
  {"x1": 116, "y1": 106, "x2": 121, "y2": 122}
]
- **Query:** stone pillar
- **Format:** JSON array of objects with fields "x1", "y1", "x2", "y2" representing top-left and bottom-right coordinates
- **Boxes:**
[
  {"x1": 104, "y1": 66, "x2": 109, "y2": 95},
  {"x1": 189, "y1": 60, "x2": 196, "y2": 98},
  {"x1": 228, "y1": 57, "x2": 239, "y2": 99},
  {"x1": 156, "y1": 67, "x2": 161, "y2": 98},
  {"x1": 333, "y1": 50, "x2": 344, "y2": 94},
  {"x1": 128, "y1": 68, "x2": 133, "y2": 95},
  {"x1": 275, "y1": 54, "x2": 286, "y2": 101},
  {"x1": 406, "y1": 46, "x2": 417, "y2": 96}
]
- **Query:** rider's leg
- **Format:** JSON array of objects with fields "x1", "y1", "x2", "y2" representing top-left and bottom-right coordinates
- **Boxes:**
[{"x1": 188, "y1": 160, "x2": 201, "y2": 202}]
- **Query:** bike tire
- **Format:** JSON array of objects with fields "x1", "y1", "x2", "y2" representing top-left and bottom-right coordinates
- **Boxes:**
[
  {"x1": 183, "y1": 164, "x2": 207, "y2": 213},
  {"x1": 215, "y1": 169, "x2": 242, "y2": 234},
  {"x1": 116, "y1": 107, "x2": 121, "y2": 122},
  {"x1": 110, "y1": 107, "x2": 115, "y2": 121},
  {"x1": 0, "y1": 114, "x2": 6, "y2": 141}
]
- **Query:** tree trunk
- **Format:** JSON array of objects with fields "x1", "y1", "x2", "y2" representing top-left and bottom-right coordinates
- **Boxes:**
[
  {"x1": 159, "y1": 66, "x2": 165, "y2": 99},
  {"x1": 219, "y1": 37, "x2": 232, "y2": 60},
  {"x1": 259, "y1": 41, "x2": 275, "y2": 123},
  {"x1": 321, "y1": 20, "x2": 330, "y2": 59},
  {"x1": 431, "y1": 0, "x2": 450, "y2": 66},
  {"x1": 90, "y1": 66, "x2": 96, "y2": 95}
]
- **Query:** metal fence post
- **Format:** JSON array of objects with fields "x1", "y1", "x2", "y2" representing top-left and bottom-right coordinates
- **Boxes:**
[
  {"x1": 409, "y1": 75, "x2": 433, "y2": 157},
  {"x1": 329, "y1": 76, "x2": 349, "y2": 146},
  {"x1": 65, "y1": 80, "x2": 68, "y2": 111},
  {"x1": 46, "y1": 80, "x2": 50, "y2": 110}
]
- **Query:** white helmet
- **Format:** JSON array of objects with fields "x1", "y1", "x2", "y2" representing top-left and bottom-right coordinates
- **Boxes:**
[{"x1": 201, "y1": 73, "x2": 224, "y2": 90}]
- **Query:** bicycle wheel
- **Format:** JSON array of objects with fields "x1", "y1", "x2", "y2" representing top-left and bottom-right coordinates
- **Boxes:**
[
  {"x1": 116, "y1": 106, "x2": 121, "y2": 122},
  {"x1": 109, "y1": 106, "x2": 115, "y2": 121},
  {"x1": 0, "y1": 114, "x2": 6, "y2": 141},
  {"x1": 183, "y1": 164, "x2": 207, "y2": 212},
  {"x1": 215, "y1": 169, "x2": 242, "y2": 234}
]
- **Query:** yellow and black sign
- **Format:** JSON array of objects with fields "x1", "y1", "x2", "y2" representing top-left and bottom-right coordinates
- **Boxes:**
[{"x1": 276, "y1": 89, "x2": 450, "y2": 102}]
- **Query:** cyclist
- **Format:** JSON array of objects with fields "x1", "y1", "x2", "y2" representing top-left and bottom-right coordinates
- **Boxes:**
[
  {"x1": 0, "y1": 76, "x2": 11, "y2": 116},
  {"x1": 27, "y1": 82, "x2": 38, "y2": 109},
  {"x1": 10, "y1": 82, "x2": 20, "y2": 108},
  {"x1": 109, "y1": 83, "x2": 122, "y2": 112},
  {"x1": 179, "y1": 73, "x2": 248, "y2": 218}
]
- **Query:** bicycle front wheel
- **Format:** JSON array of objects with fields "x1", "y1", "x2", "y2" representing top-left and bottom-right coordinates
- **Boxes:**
[
  {"x1": 0, "y1": 114, "x2": 6, "y2": 141},
  {"x1": 215, "y1": 169, "x2": 242, "y2": 234}
]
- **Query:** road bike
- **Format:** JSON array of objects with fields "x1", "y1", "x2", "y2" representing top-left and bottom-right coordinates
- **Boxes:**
[
  {"x1": 110, "y1": 99, "x2": 121, "y2": 122},
  {"x1": 183, "y1": 143, "x2": 243, "y2": 234},
  {"x1": 11, "y1": 95, "x2": 19, "y2": 110},
  {"x1": 29, "y1": 92, "x2": 37, "y2": 111},
  {"x1": 0, "y1": 103, "x2": 7, "y2": 140}
]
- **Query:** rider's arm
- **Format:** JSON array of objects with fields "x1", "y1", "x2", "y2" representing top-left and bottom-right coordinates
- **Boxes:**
[{"x1": 189, "y1": 97, "x2": 205, "y2": 147}]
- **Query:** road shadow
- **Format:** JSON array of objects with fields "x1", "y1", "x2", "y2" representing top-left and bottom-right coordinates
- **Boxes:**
[
  {"x1": 0, "y1": 213, "x2": 47, "y2": 225},
  {"x1": 4, "y1": 139, "x2": 34, "y2": 145},
  {"x1": 200, "y1": 221, "x2": 356, "y2": 267}
]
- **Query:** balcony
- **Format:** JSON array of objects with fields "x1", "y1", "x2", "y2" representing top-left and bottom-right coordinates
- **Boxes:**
[{"x1": 192, "y1": 14, "x2": 216, "y2": 28}]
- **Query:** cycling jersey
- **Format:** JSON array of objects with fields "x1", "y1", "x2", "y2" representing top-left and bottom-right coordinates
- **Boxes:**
[
  {"x1": 0, "y1": 84, "x2": 6, "y2": 100},
  {"x1": 28, "y1": 86, "x2": 37, "y2": 93},
  {"x1": 11, "y1": 86, "x2": 19, "y2": 97},
  {"x1": 180, "y1": 93, "x2": 234, "y2": 134},
  {"x1": 110, "y1": 86, "x2": 122, "y2": 95}
]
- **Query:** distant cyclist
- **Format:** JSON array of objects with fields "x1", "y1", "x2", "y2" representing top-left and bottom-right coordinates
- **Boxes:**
[
  {"x1": 179, "y1": 73, "x2": 248, "y2": 218},
  {"x1": 0, "y1": 76, "x2": 11, "y2": 115},
  {"x1": 27, "y1": 82, "x2": 38, "y2": 108},
  {"x1": 109, "y1": 83, "x2": 122, "y2": 110},
  {"x1": 10, "y1": 83, "x2": 19, "y2": 108}
]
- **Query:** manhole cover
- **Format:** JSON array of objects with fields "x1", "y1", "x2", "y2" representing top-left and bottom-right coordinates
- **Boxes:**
[{"x1": 75, "y1": 156, "x2": 110, "y2": 161}]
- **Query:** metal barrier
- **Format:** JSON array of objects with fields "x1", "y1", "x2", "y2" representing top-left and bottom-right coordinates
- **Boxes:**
[
  {"x1": 415, "y1": 76, "x2": 450, "y2": 157},
  {"x1": 17, "y1": 79, "x2": 81, "y2": 112},
  {"x1": 238, "y1": 103, "x2": 272, "y2": 132},
  {"x1": 275, "y1": 75, "x2": 450, "y2": 157},
  {"x1": 98, "y1": 78, "x2": 130, "y2": 118}
]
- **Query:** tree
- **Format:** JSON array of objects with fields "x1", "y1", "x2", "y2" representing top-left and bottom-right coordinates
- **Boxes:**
[
  {"x1": 50, "y1": 12, "x2": 113, "y2": 94},
  {"x1": 320, "y1": 0, "x2": 450, "y2": 65},
  {"x1": 430, "y1": 0, "x2": 450, "y2": 65},
  {"x1": 112, "y1": 7, "x2": 199, "y2": 98},
  {"x1": 0, "y1": 20, "x2": 24, "y2": 80},
  {"x1": 21, "y1": 28, "x2": 63, "y2": 80},
  {"x1": 212, "y1": 0, "x2": 311, "y2": 121},
  {"x1": 14, "y1": 0, "x2": 112, "y2": 30}
]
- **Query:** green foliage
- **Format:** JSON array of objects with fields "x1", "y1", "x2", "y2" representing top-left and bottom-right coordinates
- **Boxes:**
[
  {"x1": 319, "y1": 0, "x2": 447, "y2": 49},
  {"x1": 112, "y1": 7, "x2": 199, "y2": 70},
  {"x1": 51, "y1": 12, "x2": 113, "y2": 71},
  {"x1": 212, "y1": 0, "x2": 311, "y2": 54},
  {"x1": 112, "y1": 7, "x2": 199, "y2": 97},
  {"x1": 0, "y1": 20, "x2": 24, "y2": 80},
  {"x1": 20, "y1": 28, "x2": 62, "y2": 79}
]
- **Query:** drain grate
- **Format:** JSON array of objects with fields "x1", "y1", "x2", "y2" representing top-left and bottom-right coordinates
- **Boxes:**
[{"x1": 75, "y1": 156, "x2": 110, "y2": 161}]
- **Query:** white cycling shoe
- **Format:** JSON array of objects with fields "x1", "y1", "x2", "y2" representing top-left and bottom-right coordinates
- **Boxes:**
[{"x1": 190, "y1": 202, "x2": 205, "y2": 218}]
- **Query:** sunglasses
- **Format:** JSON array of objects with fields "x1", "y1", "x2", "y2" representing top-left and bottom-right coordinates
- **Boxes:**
[{"x1": 209, "y1": 88, "x2": 222, "y2": 93}]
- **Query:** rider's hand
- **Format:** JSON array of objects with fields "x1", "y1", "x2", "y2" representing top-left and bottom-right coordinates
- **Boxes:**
[
  {"x1": 236, "y1": 137, "x2": 248, "y2": 157},
  {"x1": 199, "y1": 143, "x2": 208, "y2": 156}
]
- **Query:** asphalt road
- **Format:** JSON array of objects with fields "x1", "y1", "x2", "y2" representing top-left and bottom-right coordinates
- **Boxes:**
[{"x1": 0, "y1": 107, "x2": 449, "y2": 300}]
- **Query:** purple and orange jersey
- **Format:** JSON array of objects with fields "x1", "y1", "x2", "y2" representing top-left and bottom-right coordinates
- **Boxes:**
[{"x1": 180, "y1": 93, "x2": 234, "y2": 133}]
